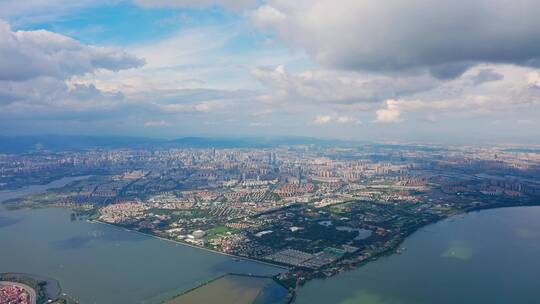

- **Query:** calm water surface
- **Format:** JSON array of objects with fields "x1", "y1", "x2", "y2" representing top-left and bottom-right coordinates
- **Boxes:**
[
  {"x1": 0, "y1": 176, "x2": 90, "y2": 206},
  {"x1": 0, "y1": 180, "x2": 284, "y2": 304},
  {"x1": 295, "y1": 206, "x2": 540, "y2": 304},
  {"x1": 2, "y1": 180, "x2": 539, "y2": 304}
]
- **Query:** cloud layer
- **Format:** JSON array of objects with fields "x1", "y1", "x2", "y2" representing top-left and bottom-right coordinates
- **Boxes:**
[
  {"x1": 0, "y1": 18, "x2": 144, "y2": 122},
  {"x1": 0, "y1": 19, "x2": 144, "y2": 81},
  {"x1": 252, "y1": 65, "x2": 439, "y2": 104},
  {"x1": 252, "y1": 0, "x2": 540, "y2": 78},
  {"x1": 1, "y1": 2, "x2": 540, "y2": 142}
]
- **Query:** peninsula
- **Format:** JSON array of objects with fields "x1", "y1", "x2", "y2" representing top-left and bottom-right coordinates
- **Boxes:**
[{"x1": 3, "y1": 143, "x2": 540, "y2": 300}]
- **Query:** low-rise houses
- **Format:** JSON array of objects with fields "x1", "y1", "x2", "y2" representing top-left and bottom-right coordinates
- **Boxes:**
[
  {"x1": 0, "y1": 284, "x2": 31, "y2": 304},
  {"x1": 99, "y1": 202, "x2": 149, "y2": 223}
]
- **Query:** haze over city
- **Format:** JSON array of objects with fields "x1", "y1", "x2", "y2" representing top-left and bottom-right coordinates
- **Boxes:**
[{"x1": 1, "y1": 0, "x2": 540, "y2": 143}]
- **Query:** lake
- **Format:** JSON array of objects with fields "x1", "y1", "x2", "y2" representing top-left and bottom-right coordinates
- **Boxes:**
[
  {"x1": 0, "y1": 176, "x2": 91, "y2": 207},
  {"x1": 2, "y1": 179, "x2": 539, "y2": 304},
  {"x1": 295, "y1": 206, "x2": 540, "y2": 304},
  {"x1": 0, "y1": 179, "x2": 285, "y2": 304}
]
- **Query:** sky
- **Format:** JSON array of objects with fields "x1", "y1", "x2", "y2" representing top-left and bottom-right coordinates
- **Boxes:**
[{"x1": 1, "y1": 0, "x2": 540, "y2": 143}]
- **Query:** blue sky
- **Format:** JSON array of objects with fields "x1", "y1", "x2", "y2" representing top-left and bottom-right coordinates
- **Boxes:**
[
  {"x1": 21, "y1": 3, "x2": 243, "y2": 45},
  {"x1": 1, "y1": 0, "x2": 540, "y2": 143}
]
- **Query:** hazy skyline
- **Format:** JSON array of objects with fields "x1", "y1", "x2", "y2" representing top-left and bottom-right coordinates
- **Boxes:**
[{"x1": 1, "y1": 0, "x2": 540, "y2": 143}]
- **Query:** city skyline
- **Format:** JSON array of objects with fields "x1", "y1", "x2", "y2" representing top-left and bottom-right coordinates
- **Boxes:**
[{"x1": 1, "y1": 1, "x2": 540, "y2": 143}]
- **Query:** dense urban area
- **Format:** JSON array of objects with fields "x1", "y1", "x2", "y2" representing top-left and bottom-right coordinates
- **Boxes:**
[
  {"x1": 0, "y1": 273, "x2": 75, "y2": 304},
  {"x1": 0, "y1": 283, "x2": 32, "y2": 304},
  {"x1": 2, "y1": 143, "x2": 540, "y2": 296}
]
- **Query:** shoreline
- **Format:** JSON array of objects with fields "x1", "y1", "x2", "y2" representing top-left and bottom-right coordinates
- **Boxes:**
[
  {"x1": 91, "y1": 202, "x2": 540, "y2": 304},
  {"x1": 2, "y1": 177, "x2": 539, "y2": 303},
  {"x1": 289, "y1": 201, "x2": 540, "y2": 291},
  {"x1": 0, "y1": 272, "x2": 78, "y2": 304},
  {"x1": 287, "y1": 202, "x2": 540, "y2": 304},
  {"x1": 89, "y1": 219, "x2": 290, "y2": 271},
  {"x1": 0, "y1": 175, "x2": 94, "y2": 193}
]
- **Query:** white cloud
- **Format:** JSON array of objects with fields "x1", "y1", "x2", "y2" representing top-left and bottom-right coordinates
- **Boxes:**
[
  {"x1": 251, "y1": 5, "x2": 286, "y2": 27},
  {"x1": 144, "y1": 120, "x2": 170, "y2": 127},
  {"x1": 375, "y1": 100, "x2": 401, "y2": 123},
  {"x1": 0, "y1": 19, "x2": 143, "y2": 118},
  {"x1": 337, "y1": 115, "x2": 360, "y2": 124},
  {"x1": 159, "y1": 99, "x2": 230, "y2": 113},
  {"x1": 252, "y1": 0, "x2": 540, "y2": 79},
  {"x1": 372, "y1": 65, "x2": 540, "y2": 122},
  {"x1": 250, "y1": 122, "x2": 272, "y2": 127},
  {"x1": 2, "y1": 2, "x2": 540, "y2": 142},
  {"x1": 252, "y1": 64, "x2": 438, "y2": 105},
  {"x1": 313, "y1": 115, "x2": 332, "y2": 124},
  {"x1": 79, "y1": 24, "x2": 289, "y2": 97},
  {"x1": 517, "y1": 119, "x2": 535, "y2": 125},
  {"x1": 528, "y1": 71, "x2": 540, "y2": 87},
  {"x1": 0, "y1": 19, "x2": 144, "y2": 81},
  {"x1": 469, "y1": 69, "x2": 504, "y2": 86},
  {"x1": 132, "y1": 27, "x2": 231, "y2": 69}
]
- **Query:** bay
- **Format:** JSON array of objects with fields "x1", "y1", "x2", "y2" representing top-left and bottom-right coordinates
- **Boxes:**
[
  {"x1": 3, "y1": 179, "x2": 539, "y2": 304},
  {"x1": 295, "y1": 206, "x2": 540, "y2": 304},
  {"x1": 0, "y1": 180, "x2": 285, "y2": 304}
]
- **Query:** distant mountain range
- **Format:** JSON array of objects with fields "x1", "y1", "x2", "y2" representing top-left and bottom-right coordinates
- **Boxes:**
[{"x1": 0, "y1": 135, "x2": 360, "y2": 153}]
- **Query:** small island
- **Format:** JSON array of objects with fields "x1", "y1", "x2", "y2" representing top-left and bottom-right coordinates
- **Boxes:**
[{"x1": 0, "y1": 273, "x2": 77, "y2": 304}]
